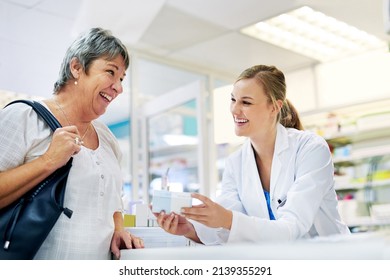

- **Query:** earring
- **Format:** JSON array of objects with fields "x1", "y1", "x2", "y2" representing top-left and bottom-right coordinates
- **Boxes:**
[{"x1": 74, "y1": 80, "x2": 78, "y2": 85}]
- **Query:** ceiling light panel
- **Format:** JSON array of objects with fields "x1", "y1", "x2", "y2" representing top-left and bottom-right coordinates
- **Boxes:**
[{"x1": 241, "y1": 6, "x2": 387, "y2": 62}]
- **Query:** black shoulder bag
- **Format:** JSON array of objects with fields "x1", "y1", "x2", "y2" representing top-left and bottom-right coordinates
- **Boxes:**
[{"x1": 0, "y1": 100, "x2": 73, "y2": 260}]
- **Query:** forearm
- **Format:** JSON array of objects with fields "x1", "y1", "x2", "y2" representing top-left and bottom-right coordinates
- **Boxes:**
[
  {"x1": 0, "y1": 155, "x2": 56, "y2": 208},
  {"x1": 222, "y1": 209, "x2": 233, "y2": 230},
  {"x1": 113, "y1": 211, "x2": 125, "y2": 232}
]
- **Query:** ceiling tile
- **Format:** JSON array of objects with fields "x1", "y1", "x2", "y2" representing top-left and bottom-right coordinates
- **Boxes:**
[
  {"x1": 167, "y1": 0, "x2": 297, "y2": 30},
  {"x1": 140, "y1": 5, "x2": 228, "y2": 51},
  {"x1": 169, "y1": 32, "x2": 316, "y2": 76},
  {"x1": 72, "y1": 0, "x2": 165, "y2": 44},
  {"x1": 2, "y1": 7, "x2": 75, "y2": 51},
  {"x1": 4, "y1": 0, "x2": 41, "y2": 8},
  {"x1": 35, "y1": 0, "x2": 82, "y2": 19},
  {"x1": 0, "y1": 1, "x2": 25, "y2": 38}
]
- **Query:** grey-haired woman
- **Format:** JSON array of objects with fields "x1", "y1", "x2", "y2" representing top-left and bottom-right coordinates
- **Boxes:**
[{"x1": 0, "y1": 28, "x2": 143, "y2": 259}]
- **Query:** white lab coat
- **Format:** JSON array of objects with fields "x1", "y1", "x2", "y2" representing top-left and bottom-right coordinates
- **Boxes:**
[{"x1": 193, "y1": 124, "x2": 350, "y2": 245}]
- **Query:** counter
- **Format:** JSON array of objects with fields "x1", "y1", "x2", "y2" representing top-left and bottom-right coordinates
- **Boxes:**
[{"x1": 121, "y1": 230, "x2": 390, "y2": 260}]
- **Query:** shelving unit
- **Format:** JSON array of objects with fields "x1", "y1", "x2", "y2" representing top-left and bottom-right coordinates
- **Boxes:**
[{"x1": 302, "y1": 101, "x2": 390, "y2": 231}]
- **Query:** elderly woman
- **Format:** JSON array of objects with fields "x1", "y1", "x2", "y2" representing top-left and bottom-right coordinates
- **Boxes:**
[{"x1": 0, "y1": 28, "x2": 143, "y2": 259}]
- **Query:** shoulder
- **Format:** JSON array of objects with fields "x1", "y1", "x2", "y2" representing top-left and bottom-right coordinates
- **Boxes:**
[
  {"x1": 93, "y1": 120, "x2": 119, "y2": 144},
  {"x1": 1, "y1": 100, "x2": 36, "y2": 118},
  {"x1": 285, "y1": 127, "x2": 331, "y2": 158},
  {"x1": 0, "y1": 100, "x2": 46, "y2": 129},
  {"x1": 93, "y1": 120, "x2": 122, "y2": 159},
  {"x1": 286, "y1": 127, "x2": 328, "y2": 148},
  {"x1": 93, "y1": 120, "x2": 115, "y2": 136}
]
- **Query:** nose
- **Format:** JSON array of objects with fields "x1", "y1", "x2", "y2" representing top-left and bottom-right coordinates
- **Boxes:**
[
  {"x1": 112, "y1": 79, "x2": 123, "y2": 94},
  {"x1": 230, "y1": 101, "x2": 240, "y2": 115}
]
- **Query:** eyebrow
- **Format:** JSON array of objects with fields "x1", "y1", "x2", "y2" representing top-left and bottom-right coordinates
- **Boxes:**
[
  {"x1": 107, "y1": 63, "x2": 126, "y2": 77},
  {"x1": 231, "y1": 94, "x2": 254, "y2": 100}
]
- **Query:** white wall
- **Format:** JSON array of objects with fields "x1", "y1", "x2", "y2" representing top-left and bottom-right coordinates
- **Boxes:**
[
  {"x1": 285, "y1": 67, "x2": 317, "y2": 112},
  {"x1": 316, "y1": 50, "x2": 390, "y2": 108}
]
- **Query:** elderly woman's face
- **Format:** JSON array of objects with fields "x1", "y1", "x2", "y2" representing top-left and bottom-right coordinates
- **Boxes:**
[{"x1": 80, "y1": 55, "x2": 127, "y2": 117}]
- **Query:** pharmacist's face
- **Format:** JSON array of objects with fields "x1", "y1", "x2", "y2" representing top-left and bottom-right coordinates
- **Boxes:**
[{"x1": 230, "y1": 78, "x2": 277, "y2": 138}]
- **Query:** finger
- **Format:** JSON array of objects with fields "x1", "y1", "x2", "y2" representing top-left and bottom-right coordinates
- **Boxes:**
[
  {"x1": 162, "y1": 212, "x2": 175, "y2": 231},
  {"x1": 168, "y1": 213, "x2": 179, "y2": 232},
  {"x1": 156, "y1": 211, "x2": 166, "y2": 226},
  {"x1": 73, "y1": 144, "x2": 82, "y2": 155},
  {"x1": 182, "y1": 212, "x2": 208, "y2": 224},
  {"x1": 191, "y1": 193, "x2": 212, "y2": 205},
  {"x1": 111, "y1": 245, "x2": 120, "y2": 259},
  {"x1": 59, "y1": 125, "x2": 80, "y2": 135},
  {"x1": 120, "y1": 232, "x2": 134, "y2": 250},
  {"x1": 182, "y1": 206, "x2": 208, "y2": 217},
  {"x1": 187, "y1": 204, "x2": 206, "y2": 209},
  {"x1": 132, "y1": 237, "x2": 144, "y2": 249}
]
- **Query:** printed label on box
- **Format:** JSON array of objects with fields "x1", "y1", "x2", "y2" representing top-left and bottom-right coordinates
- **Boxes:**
[{"x1": 152, "y1": 190, "x2": 192, "y2": 214}]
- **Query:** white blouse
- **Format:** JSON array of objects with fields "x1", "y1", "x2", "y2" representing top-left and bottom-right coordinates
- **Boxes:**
[{"x1": 0, "y1": 101, "x2": 124, "y2": 259}]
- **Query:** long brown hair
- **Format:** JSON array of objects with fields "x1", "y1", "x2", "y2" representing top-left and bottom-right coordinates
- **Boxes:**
[{"x1": 235, "y1": 65, "x2": 303, "y2": 130}]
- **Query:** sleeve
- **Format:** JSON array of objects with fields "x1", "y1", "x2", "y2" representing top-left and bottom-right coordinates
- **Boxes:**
[
  {"x1": 0, "y1": 103, "x2": 50, "y2": 171},
  {"x1": 228, "y1": 135, "x2": 335, "y2": 242},
  {"x1": 193, "y1": 154, "x2": 246, "y2": 245}
]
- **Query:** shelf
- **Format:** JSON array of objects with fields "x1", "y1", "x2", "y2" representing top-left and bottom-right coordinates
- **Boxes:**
[
  {"x1": 335, "y1": 179, "x2": 390, "y2": 191},
  {"x1": 302, "y1": 102, "x2": 390, "y2": 231},
  {"x1": 347, "y1": 218, "x2": 390, "y2": 228},
  {"x1": 326, "y1": 124, "x2": 390, "y2": 147},
  {"x1": 149, "y1": 144, "x2": 197, "y2": 158},
  {"x1": 333, "y1": 145, "x2": 390, "y2": 165}
]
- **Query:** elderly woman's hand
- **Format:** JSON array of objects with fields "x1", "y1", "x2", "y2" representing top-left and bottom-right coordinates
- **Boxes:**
[{"x1": 110, "y1": 230, "x2": 144, "y2": 259}]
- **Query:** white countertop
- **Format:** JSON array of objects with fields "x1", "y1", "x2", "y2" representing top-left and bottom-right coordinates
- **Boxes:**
[{"x1": 121, "y1": 230, "x2": 390, "y2": 260}]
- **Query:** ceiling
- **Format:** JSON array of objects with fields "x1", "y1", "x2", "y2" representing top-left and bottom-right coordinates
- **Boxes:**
[{"x1": 1, "y1": 0, "x2": 389, "y2": 122}]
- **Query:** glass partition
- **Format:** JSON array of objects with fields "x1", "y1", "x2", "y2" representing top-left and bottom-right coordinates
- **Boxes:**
[
  {"x1": 148, "y1": 99, "x2": 199, "y2": 201},
  {"x1": 139, "y1": 81, "x2": 206, "y2": 203}
]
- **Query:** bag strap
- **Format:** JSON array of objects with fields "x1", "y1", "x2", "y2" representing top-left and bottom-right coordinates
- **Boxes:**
[{"x1": 5, "y1": 99, "x2": 61, "y2": 131}]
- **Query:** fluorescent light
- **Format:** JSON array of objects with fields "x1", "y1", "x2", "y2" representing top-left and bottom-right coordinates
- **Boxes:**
[{"x1": 241, "y1": 6, "x2": 387, "y2": 62}]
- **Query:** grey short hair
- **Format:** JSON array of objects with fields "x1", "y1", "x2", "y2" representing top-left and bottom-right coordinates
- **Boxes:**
[{"x1": 53, "y1": 27, "x2": 129, "y2": 93}]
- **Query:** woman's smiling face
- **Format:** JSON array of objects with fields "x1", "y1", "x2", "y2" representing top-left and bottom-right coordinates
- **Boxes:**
[
  {"x1": 78, "y1": 55, "x2": 127, "y2": 118},
  {"x1": 230, "y1": 78, "x2": 277, "y2": 139}
]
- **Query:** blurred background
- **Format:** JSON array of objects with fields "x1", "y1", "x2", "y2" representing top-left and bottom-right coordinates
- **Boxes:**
[{"x1": 1, "y1": 0, "x2": 390, "y2": 232}]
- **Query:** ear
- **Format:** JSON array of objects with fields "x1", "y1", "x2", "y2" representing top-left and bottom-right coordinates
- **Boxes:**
[
  {"x1": 272, "y1": 100, "x2": 283, "y2": 113},
  {"x1": 69, "y1": 57, "x2": 82, "y2": 79}
]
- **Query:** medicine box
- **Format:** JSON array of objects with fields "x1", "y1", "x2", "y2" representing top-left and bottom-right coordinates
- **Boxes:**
[{"x1": 152, "y1": 190, "x2": 192, "y2": 214}]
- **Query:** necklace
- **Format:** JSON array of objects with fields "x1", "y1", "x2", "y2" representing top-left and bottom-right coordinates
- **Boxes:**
[{"x1": 54, "y1": 99, "x2": 91, "y2": 144}]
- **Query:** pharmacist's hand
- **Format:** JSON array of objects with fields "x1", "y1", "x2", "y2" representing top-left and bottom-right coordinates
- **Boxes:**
[
  {"x1": 181, "y1": 193, "x2": 233, "y2": 230},
  {"x1": 111, "y1": 230, "x2": 144, "y2": 259},
  {"x1": 154, "y1": 211, "x2": 194, "y2": 236}
]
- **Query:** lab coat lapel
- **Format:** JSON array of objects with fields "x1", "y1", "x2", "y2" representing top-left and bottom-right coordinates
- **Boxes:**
[
  {"x1": 241, "y1": 140, "x2": 269, "y2": 218},
  {"x1": 270, "y1": 124, "x2": 289, "y2": 199}
]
